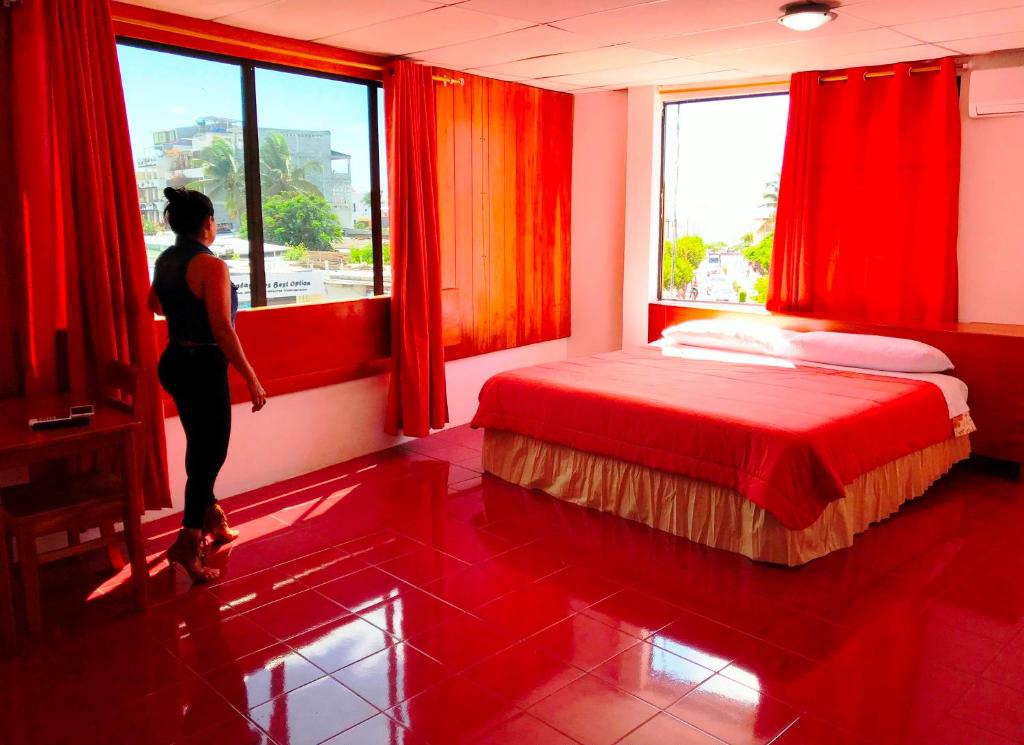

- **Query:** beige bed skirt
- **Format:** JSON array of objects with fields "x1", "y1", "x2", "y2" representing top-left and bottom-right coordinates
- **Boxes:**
[{"x1": 482, "y1": 430, "x2": 971, "y2": 566}]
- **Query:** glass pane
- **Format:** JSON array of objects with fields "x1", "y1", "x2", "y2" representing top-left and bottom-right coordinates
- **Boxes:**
[
  {"x1": 117, "y1": 44, "x2": 252, "y2": 305},
  {"x1": 661, "y1": 94, "x2": 788, "y2": 305},
  {"x1": 254, "y1": 68, "x2": 375, "y2": 305}
]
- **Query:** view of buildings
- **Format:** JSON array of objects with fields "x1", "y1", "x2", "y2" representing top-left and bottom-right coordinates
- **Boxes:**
[
  {"x1": 661, "y1": 93, "x2": 788, "y2": 305},
  {"x1": 133, "y1": 114, "x2": 389, "y2": 308}
]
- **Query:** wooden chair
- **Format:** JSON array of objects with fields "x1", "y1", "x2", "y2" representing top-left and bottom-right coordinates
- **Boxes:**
[{"x1": 0, "y1": 362, "x2": 148, "y2": 632}]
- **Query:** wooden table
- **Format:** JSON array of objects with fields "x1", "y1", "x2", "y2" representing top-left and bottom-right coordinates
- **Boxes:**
[{"x1": 0, "y1": 395, "x2": 147, "y2": 655}]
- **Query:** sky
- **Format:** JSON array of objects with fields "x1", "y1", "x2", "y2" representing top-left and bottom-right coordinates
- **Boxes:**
[
  {"x1": 663, "y1": 93, "x2": 789, "y2": 246},
  {"x1": 117, "y1": 44, "x2": 382, "y2": 194}
]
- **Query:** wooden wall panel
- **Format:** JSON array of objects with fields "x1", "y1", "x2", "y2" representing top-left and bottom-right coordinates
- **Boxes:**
[
  {"x1": 435, "y1": 71, "x2": 573, "y2": 360},
  {"x1": 648, "y1": 302, "x2": 1024, "y2": 471}
]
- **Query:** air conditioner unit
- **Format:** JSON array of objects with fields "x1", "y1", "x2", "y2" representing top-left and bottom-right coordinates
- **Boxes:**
[{"x1": 968, "y1": 66, "x2": 1024, "y2": 118}]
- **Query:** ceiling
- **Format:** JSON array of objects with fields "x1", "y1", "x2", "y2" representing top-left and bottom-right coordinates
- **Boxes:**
[{"x1": 122, "y1": 0, "x2": 1024, "y2": 92}]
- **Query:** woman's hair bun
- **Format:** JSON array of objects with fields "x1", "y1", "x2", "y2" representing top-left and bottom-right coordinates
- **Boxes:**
[{"x1": 163, "y1": 187, "x2": 214, "y2": 238}]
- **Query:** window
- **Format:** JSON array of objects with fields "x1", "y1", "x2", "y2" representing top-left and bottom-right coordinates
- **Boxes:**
[
  {"x1": 660, "y1": 93, "x2": 788, "y2": 305},
  {"x1": 117, "y1": 41, "x2": 387, "y2": 309}
]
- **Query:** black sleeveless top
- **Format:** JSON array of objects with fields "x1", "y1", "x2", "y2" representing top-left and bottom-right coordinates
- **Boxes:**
[{"x1": 153, "y1": 238, "x2": 238, "y2": 345}]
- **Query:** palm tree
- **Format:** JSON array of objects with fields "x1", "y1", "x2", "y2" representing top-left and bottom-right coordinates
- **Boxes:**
[
  {"x1": 191, "y1": 137, "x2": 245, "y2": 220},
  {"x1": 761, "y1": 176, "x2": 779, "y2": 211},
  {"x1": 758, "y1": 176, "x2": 780, "y2": 236},
  {"x1": 259, "y1": 132, "x2": 322, "y2": 198}
]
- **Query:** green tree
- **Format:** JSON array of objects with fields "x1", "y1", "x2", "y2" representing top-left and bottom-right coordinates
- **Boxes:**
[
  {"x1": 283, "y1": 244, "x2": 308, "y2": 261},
  {"x1": 349, "y1": 244, "x2": 391, "y2": 264},
  {"x1": 260, "y1": 132, "x2": 322, "y2": 198},
  {"x1": 142, "y1": 218, "x2": 159, "y2": 236},
  {"x1": 753, "y1": 276, "x2": 769, "y2": 304},
  {"x1": 662, "y1": 234, "x2": 707, "y2": 292},
  {"x1": 263, "y1": 192, "x2": 341, "y2": 252},
  {"x1": 192, "y1": 137, "x2": 245, "y2": 219},
  {"x1": 742, "y1": 232, "x2": 773, "y2": 275}
]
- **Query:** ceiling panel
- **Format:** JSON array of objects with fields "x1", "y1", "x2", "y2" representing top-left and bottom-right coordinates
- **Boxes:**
[
  {"x1": 553, "y1": 0, "x2": 785, "y2": 44},
  {"x1": 816, "y1": 43, "x2": 957, "y2": 70},
  {"x1": 628, "y1": 14, "x2": 876, "y2": 58},
  {"x1": 218, "y1": 0, "x2": 442, "y2": 41},
  {"x1": 315, "y1": 6, "x2": 533, "y2": 55},
  {"x1": 413, "y1": 25, "x2": 607, "y2": 69},
  {"x1": 119, "y1": 0, "x2": 1024, "y2": 91},
  {"x1": 837, "y1": 0, "x2": 1024, "y2": 27},
  {"x1": 527, "y1": 78, "x2": 589, "y2": 91},
  {"x1": 458, "y1": 0, "x2": 657, "y2": 25},
  {"x1": 121, "y1": 0, "x2": 273, "y2": 20},
  {"x1": 543, "y1": 57, "x2": 726, "y2": 87},
  {"x1": 653, "y1": 69, "x2": 761, "y2": 86},
  {"x1": 463, "y1": 69, "x2": 531, "y2": 82},
  {"x1": 692, "y1": 28, "x2": 925, "y2": 74},
  {"x1": 480, "y1": 44, "x2": 670, "y2": 78},
  {"x1": 943, "y1": 30, "x2": 1024, "y2": 54},
  {"x1": 894, "y1": 6, "x2": 1024, "y2": 44}
]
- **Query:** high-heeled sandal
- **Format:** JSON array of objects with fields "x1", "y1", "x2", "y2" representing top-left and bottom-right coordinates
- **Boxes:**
[
  {"x1": 203, "y1": 504, "x2": 240, "y2": 546},
  {"x1": 166, "y1": 528, "x2": 220, "y2": 584}
]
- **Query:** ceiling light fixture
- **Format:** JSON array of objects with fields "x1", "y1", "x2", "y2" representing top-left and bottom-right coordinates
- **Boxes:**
[{"x1": 778, "y1": 2, "x2": 836, "y2": 31}]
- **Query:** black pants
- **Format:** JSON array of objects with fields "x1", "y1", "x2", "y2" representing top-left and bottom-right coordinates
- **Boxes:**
[{"x1": 158, "y1": 343, "x2": 232, "y2": 530}]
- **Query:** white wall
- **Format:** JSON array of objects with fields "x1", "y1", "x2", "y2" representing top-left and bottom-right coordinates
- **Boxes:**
[
  {"x1": 958, "y1": 51, "x2": 1024, "y2": 324},
  {"x1": 158, "y1": 338, "x2": 570, "y2": 518},
  {"x1": 570, "y1": 91, "x2": 627, "y2": 357},
  {"x1": 621, "y1": 86, "x2": 661, "y2": 348},
  {"x1": 161, "y1": 374, "x2": 398, "y2": 515}
]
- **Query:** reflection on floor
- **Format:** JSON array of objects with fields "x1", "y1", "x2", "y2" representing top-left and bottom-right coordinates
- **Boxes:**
[{"x1": 2, "y1": 425, "x2": 1024, "y2": 744}]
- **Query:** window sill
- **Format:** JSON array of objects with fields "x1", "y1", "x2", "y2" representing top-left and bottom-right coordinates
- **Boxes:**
[
  {"x1": 155, "y1": 295, "x2": 391, "y2": 416},
  {"x1": 654, "y1": 300, "x2": 769, "y2": 316}
]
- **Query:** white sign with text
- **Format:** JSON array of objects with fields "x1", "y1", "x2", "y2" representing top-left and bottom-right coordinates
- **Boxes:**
[{"x1": 231, "y1": 270, "x2": 325, "y2": 305}]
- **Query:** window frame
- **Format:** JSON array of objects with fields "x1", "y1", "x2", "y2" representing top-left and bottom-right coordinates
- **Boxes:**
[
  {"x1": 657, "y1": 90, "x2": 788, "y2": 306},
  {"x1": 117, "y1": 37, "x2": 386, "y2": 307}
]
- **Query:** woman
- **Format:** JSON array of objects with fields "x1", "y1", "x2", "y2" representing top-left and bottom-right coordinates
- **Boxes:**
[{"x1": 149, "y1": 187, "x2": 267, "y2": 583}]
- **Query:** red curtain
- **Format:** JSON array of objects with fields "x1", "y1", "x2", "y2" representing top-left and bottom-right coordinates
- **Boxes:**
[
  {"x1": 384, "y1": 60, "x2": 448, "y2": 437},
  {"x1": 0, "y1": 0, "x2": 170, "y2": 509},
  {"x1": 768, "y1": 58, "x2": 961, "y2": 323}
]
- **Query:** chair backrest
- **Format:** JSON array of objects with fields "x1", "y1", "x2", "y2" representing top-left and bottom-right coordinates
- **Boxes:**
[
  {"x1": 90, "y1": 362, "x2": 148, "y2": 481},
  {"x1": 100, "y1": 361, "x2": 147, "y2": 422}
]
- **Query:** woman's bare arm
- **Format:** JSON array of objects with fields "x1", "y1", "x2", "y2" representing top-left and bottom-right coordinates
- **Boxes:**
[{"x1": 195, "y1": 256, "x2": 266, "y2": 411}]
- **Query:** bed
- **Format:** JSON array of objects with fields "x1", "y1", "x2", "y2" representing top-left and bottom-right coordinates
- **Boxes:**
[{"x1": 471, "y1": 334, "x2": 976, "y2": 566}]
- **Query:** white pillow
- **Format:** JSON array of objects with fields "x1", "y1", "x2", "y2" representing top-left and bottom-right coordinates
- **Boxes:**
[
  {"x1": 786, "y1": 332, "x2": 953, "y2": 373},
  {"x1": 661, "y1": 320, "x2": 797, "y2": 357}
]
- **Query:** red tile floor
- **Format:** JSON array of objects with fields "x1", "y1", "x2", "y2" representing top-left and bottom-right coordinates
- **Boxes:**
[{"x1": 3, "y1": 425, "x2": 1024, "y2": 745}]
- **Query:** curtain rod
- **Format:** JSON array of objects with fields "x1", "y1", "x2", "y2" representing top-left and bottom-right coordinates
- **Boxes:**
[
  {"x1": 433, "y1": 74, "x2": 465, "y2": 86},
  {"x1": 818, "y1": 61, "x2": 968, "y2": 83},
  {"x1": 660, "y1": 78, "x2": 787, "y2": 96}
]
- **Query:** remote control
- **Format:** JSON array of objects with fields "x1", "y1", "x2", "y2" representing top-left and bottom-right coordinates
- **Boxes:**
[{"x1": 28, "y1": 415, "x2": 92, "y2": 431}]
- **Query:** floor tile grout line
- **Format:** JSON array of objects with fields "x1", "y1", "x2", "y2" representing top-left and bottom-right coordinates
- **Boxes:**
[{"x1": 945, "y1": 678, "x2": 1024, "y2": 745}]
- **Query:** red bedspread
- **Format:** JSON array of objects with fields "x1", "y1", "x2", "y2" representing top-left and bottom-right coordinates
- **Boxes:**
[{"x1": 471, "y1": 348, "x2": 954, "y2": 530}]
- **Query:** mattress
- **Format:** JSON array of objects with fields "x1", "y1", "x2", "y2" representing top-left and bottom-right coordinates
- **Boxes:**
[{"x1": 471, "y1": 346, "x2": 966, "y2": 530}]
